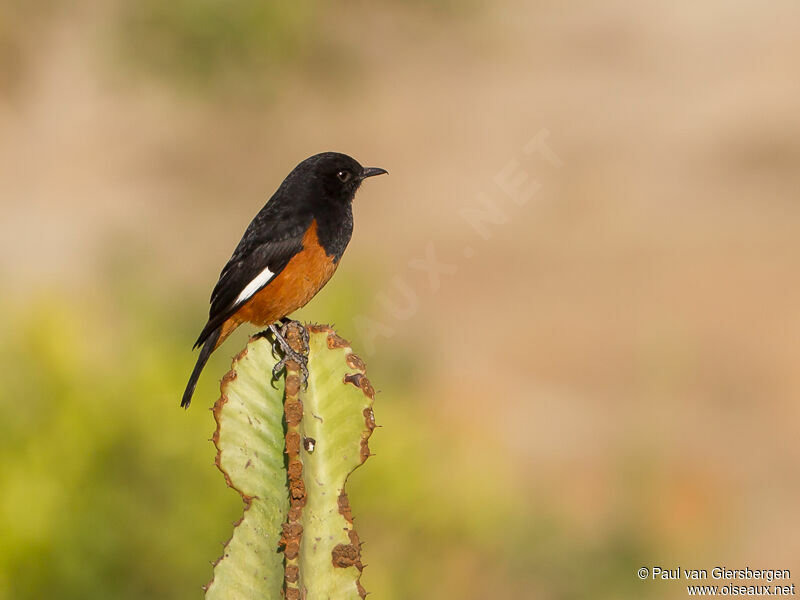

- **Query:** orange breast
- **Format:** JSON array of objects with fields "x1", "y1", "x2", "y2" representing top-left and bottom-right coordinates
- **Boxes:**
[{"x1": 233, "y1": 220, "x2": 339, "y2": 327}]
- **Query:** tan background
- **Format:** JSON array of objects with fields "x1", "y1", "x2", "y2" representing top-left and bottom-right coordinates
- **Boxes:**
[{"x1": 1, "y1": 1, "x2": 798, "y2": 598}]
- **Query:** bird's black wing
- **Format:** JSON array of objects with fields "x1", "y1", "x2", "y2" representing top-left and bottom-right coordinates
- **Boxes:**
[{"x1": 193, "y1": 206, "x2": 313, "y2": 349}]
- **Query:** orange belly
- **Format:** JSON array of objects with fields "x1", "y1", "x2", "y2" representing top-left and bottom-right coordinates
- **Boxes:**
[{"x1": 215, "y1": 221, "x2": 338, "y2": 348}]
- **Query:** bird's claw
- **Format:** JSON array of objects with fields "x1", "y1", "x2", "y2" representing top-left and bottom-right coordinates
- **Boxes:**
[
  {"x1": 271, "y1": 350, "x2": 309, "y2": 383},
  {"x1": 279, "y1": 317, "x2": 310, "y2": 349},
  {"x1": 268, "y1": 320, "x2": 309, "y2": 384}
]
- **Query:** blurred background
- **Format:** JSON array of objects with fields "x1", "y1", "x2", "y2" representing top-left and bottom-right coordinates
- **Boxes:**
[{"x1": 1, "y1": 0, "x2": 799, "y2": 598}]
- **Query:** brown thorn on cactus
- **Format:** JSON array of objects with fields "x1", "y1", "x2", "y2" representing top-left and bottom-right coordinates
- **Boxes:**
[
  {"x1": 285, "y1": 398, "x2": 303, "y2": 426},
  {"x1": 306, "y1": 323, "x2": 331, "y2": 334},
  {"x1": 348, "y1": 528, "x2": 361, "y2": 547},
  {"x1": 363, "y1": 407, "x2": 376, "y2": 431},
  {"x1": 338, "y1": 491, "x2": 354, "y2": 524},
  {"x1": 288, "y1": 460, "x2": 303, "y2": 480},
  {"x1": 285, "y1": 374, "x2": 301, "y2": 397},
  {"x1": 343, "y1": 373, "x2": 376, "y2": 400},
  {"x1": 359, "y1": 377, "x2": 375, "y2": 399},
  {"x1": 285, "y1": 564, "x2": 299, "y2": 583},
  {"x1": 346, "y1": 353, "x2": 367, "y2": 372},
  {"x1": 282, "y1": 522, "x2": 303, "y2": 537},
  {"x1": 343, "y1": 373, "x2": 363, "y2": 388},
  {"x1": 286, "y1": 431, "x2": 301, "y2": 455},
  {"x1": 331, "y1": 542, "x2": 362, "y2": 569},
  {"x1": 211, "y1": 395, "x2": 229, "y2": 443},
  {"x1": 280, "y1": 521, "x2": 304, "y2": 553},
  {"x1": 220, "y1": 370, "x2": 237, "y2": 387},
  {"x1": 289, "y1": 478, "x2": 307, "y2": 503},
  {"x1": 233, "y1": 344, "x2": 250, "y2": 363},
  {"x1": 285, "y1": 588, "x2": 301, "y2": 600},
  {"x1": 327, "y1": 332, "x2": 350, "y2": 349},
  {"x1": 330, "y1": 527, "x2": 366, "y2": 570},
  {"x1": 360, "y1": 439, "x2": 370, "y2": 463}
]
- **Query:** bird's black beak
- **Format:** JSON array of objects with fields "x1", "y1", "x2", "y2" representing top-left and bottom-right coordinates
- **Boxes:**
[{"x1": 360, "y1": 167, "x2": 388, "y2": 179}]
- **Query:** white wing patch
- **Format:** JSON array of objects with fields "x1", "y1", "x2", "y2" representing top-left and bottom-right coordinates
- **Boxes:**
[{"x1": 235, "y1": 266, "x2": 275, "y2": 306}]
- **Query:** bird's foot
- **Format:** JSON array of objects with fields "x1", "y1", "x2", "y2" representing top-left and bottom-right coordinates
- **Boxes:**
[
  {"x1": 268, "y1": 321, "x2": 309, "y2": 383},
  {"x1": 281, "y1": 317, "x2": 310, "y2": 349}
]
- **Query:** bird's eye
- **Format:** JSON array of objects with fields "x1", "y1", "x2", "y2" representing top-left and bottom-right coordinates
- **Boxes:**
[{"x1": 336, "y1": 170, "x2": 352, "y2": 182}]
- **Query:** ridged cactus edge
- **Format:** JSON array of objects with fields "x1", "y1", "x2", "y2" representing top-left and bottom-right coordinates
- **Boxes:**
[{"x1": 203, "y1": 323, "x2": 376, "y2": 600}]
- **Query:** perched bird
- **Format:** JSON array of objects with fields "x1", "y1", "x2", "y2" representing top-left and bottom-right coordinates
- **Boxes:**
[{"x1": 181, "y1": 152, "x2": 387, "y2": 408}]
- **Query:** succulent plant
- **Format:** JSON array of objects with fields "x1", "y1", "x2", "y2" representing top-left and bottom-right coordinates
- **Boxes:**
[{"x1": 204, "y1": 323, "x2": 376, "y2": 600}]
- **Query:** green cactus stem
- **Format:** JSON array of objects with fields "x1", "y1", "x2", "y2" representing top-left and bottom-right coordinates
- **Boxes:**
[{"x1": 204, "y1": 323, "x2": 376, "y2": 600}]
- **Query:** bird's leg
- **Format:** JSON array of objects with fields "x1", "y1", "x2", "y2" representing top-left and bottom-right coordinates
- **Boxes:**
[
  {"x1": 269, "y1": 321, "x2": 309, "y2": 383},
  {"x1": 254, "y1": 321, "x2": 305, "y2": 355}
]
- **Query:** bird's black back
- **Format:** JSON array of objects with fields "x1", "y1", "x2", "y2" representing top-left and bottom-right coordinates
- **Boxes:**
[{"x1": 193, "y1": 153, "x2": 361, "y2": 348}]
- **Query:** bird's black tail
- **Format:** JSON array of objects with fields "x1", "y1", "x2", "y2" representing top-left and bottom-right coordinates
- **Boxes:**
[{"x1": 181, "y1": 326, "x2": 222, "y2": 409}]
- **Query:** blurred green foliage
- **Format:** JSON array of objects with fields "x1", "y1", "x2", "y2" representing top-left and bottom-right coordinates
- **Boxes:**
[
  {"x1": 0, "y1": 293, "x2": 234, "y2": 599},
  {"x1": 116, "y1": 0, "x2": 321, "y2": 92},
  {"x1": 2, "y1": 0, "x2": 474, "y2": 97},
  {"x1": 112, "y1": 0, "x2": 476, "y2": 94}
]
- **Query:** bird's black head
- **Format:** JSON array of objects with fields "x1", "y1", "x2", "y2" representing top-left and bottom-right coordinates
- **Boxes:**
[{"x1": 292, "y1": 152, "x2": 387, "y2": 206}]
